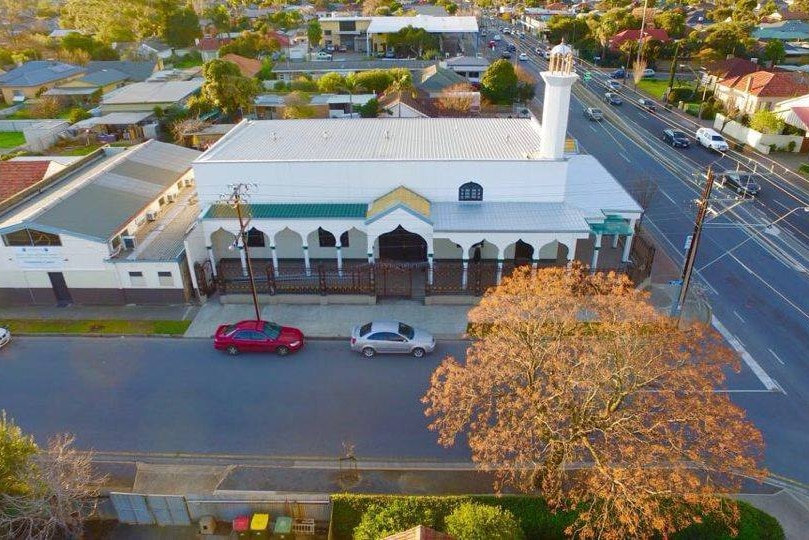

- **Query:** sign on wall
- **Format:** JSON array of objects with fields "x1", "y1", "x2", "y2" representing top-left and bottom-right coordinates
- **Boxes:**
[{"x1": 14, "y1": 246, "x2": 65, "y2": 270}]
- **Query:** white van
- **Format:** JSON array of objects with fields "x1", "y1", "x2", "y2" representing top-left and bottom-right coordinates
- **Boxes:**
[{"x1": 696, "y1": 128, "x2": 729, "y2": 152}]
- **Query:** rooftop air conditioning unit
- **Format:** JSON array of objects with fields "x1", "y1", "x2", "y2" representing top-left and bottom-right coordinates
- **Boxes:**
[
  {"x1": 122, "y1": 236, "x2": 137, "y2": 250},
  {"x1": 166, "y1": 193, "x2": 177, "y2": 203},
  {"x1": 146, "y1": 211, "x2": 158, "y2": 222}
]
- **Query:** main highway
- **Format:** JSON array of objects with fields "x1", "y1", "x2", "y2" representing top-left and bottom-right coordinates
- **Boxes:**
[{"x1": 487, "y1": 21, "x2": 809, "y2": 486}]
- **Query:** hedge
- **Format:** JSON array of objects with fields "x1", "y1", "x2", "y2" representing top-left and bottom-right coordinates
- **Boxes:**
[{"x1": 330, "y1": 495, "x2": 783, "y2": 540}]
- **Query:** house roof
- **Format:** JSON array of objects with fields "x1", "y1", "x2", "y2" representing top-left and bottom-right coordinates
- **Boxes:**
[
  {"x1": 73, "y1": 112, "x2": 154, "y2": 128},
  {"x1": 221, "y1": 53, "x2": 263, "y2": 78},
  {"x1": 753, "y1": 20, "x2": 809, "y2": 40},
  {"x1": 366, "y1": 15, "x2": 478, "y2": 34},
  {"x1": 432, "y1": 202, "x2": 590, "y2": 233},
  {"x1": 565, "y1": 155, "x2": 643, "y2": 218},
  {"x1": 196, "y1": 118, "x2": 545, "y2": 162},
  {"x1": 368, "y1": 186, "x2": 431, "y2": 221},
  {"x1": 204, "y1": 203, "x2": 367, "y2": 219},
  {"x1": 417, "y1": 65, "x2": 468, "y2": 93},
  {"x1": 0, "y1": 161, "x2": 51, "y2": 203},
  {"x1": 87, "y1": 61, "x2": 157, "y2": 82},
  {"x1": 269, "y1": 31, "x2": 291, "y2": 47},
  {"x1": 101, "y1": 80, "x2": 202, "y2": 105},
  {"x1": 272, "y1": 59, "x2": 435, "y2": 74},
  {"x1": 444, "y1": 56, "x2": 490, "y2": 69},
  {"x1": 141, "y1": 39, "x2": 171, "y2": 52},
  {"x1": 4, "y1": 141, "x2": 200, "y2": 242},
  {"x1": 705, "y1": 57, "x2": 760, "y2": 79},
  {"x1": 717, "y1": 70, "x2": 809, "y2": 97},
  {"x1": 610, "y1": 28, "x2": 670, "y2": 47},
  {"x1": 78, "y1": 68, "x2": 130, "y2": 87},
  {"x1": 0, "y1": 60, "x2": 84, "y2": 88},
  {"x1": 197, "y1": 37, "x2": 232, "y2": 51}
]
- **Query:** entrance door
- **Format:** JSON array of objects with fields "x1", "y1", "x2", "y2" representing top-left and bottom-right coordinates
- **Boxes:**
[
  {"x1": 378, "y1": 226, "x2": 427, "y2": 262},
  {"x1": 48, "y1": 272, "x2": 72, "y2": 306}
]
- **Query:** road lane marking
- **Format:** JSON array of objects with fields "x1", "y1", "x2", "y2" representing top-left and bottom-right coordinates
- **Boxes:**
[
  {"x1": 729, "y1": 252, "x2": 809, "y2": 322},
  {"x1": 768, "y1": 349, "x2": 785, "y2": 365},
  {"x1": 658, "y1": 188, "x2": 678, "y2": 205},
  {"x1": 620, "y1": 152, "x2": 631, "y2": 162},
  {"x1": 182, "y1": 306, "x2": 193, "y2": 320},
  {"x1": 733, "y1": 310, "x2": 745, "y2": 322},
  {"x1": 773, "y1": 199, "x2": 791, "y2": 211},
  {"x1": 588, "y1": 124, "x2": 597, "y2": 132},
  {"x1": 712, "y1": 315, "x2": 784, "y2": 393}
]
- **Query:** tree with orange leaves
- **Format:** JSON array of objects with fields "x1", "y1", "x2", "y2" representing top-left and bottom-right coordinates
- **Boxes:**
[{"x1": 422, "y1": 265, "x2": 765, "y2": 540}]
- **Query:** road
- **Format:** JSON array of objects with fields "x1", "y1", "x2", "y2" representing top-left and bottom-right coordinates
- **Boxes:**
[{"x1": 485, "y1": 22, "x2": 809, "y2": 486}]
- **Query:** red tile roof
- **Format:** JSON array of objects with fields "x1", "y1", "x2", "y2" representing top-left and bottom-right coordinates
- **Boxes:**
[
  {"x1": 196, "y1": 37, "x2": 231, "y2": 51},
  {"x1": 610, "y1": 28, "x2": 670, "y2": 48},
  {"x1": 705, "y1": 57, "x2": 760, "y2": 79},
  {"x1": 0, "y1": 161, "x2": 51, "y2": 201},
  {"x1": 718, "y1": 70, "x2": 809, "y2": 98},
  {"x1": 790, "y1": 106, "x2": 809, "y2": 128},
  {"x1": 269, "y1": 31, "x2": 291, "y2": 47},
  {"x1": 221, "y1": 53, "x2": 263, "y2": 77}
]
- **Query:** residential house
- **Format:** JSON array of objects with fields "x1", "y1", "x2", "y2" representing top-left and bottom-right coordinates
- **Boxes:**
[
  {"x1": 42, "y1": 68, "x2": 130, "y2": 103},
  {"x1": 87, "y1": 61, "x2": 160, "y2": 82},
  {"x1": 753, "y1": 20, "x2": 809, "y2": 40},
  {"x1": 773, "y1": 93, "x2": 809, "y2": 138},
  {"x1": 415, "y1": 64, "x2": 481, "y2": 114},
  {"x1": 0, "y1": 61, "x2": 85, "y2": 103},
  {"x1": 221, "y1": 53, "x2": 263, "y2": 78},
  {"x1": 182, "y1": 124, "x2": 236, "y2": 150},
  {"x1": 187, "y1": 49, "x2": 642, "y2": 302},
  {"x1": 0, "y1": 160, "x2": 67, "y2": 206},
  {"x1": 139, "y1": 39, "x2": 175, "y2": 60},
  {"x1": 609, "y1": 28, "x2": 670, "y2": 49},
  {"x1": 253, "y1": 93, "x2": 377, "y2": 119},
  {"x1": 443, "y1": 56, "x2": 489, "y2": 84},
  {"x1": 704, "y1": 57, "x2": 762, "y2": 88},
  {"x1": 196, "y1": 37, "x2": 232, "y2": 62},
  {"x1": 100, "y1": 80, "x2": 203, "y2": 114},
  {"x1": 762, "y1": 8, "x2": 809, "y2": 22},
  {"x1": 0, "y1": 141, "x2": 201, "y2": 306},
  {"x1": 714, "y1": 70, "x2": 809, "y2": 113}
]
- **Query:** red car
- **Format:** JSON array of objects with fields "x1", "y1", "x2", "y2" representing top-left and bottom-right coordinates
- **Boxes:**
[{"x1": 213, "y1": 320, "x2": 304, "y2": 356}]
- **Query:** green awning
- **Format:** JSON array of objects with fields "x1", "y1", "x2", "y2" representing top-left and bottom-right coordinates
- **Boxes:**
[
  {"x1": 588, "y1": 215, "x2": 633, "y2": 236},
  {"x1": 205, "y1": 203, "x2": 367, "y2": 220}
]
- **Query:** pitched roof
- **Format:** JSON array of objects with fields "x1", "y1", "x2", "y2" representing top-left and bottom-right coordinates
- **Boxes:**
[
  {"x1": 367, "y1": 186, "x2": 431, "y2": 221},
  {"x1": 268, "y1": 31, "x2": 291, "y2": 47},
  {"x1": 101, "y1": 80, "x2": 202, "y2": 105},
  {"x1": 78, "y1": 68, "x2": 129, "y2": 86},
  {"x1": 432, "y1": 202, "x2": 589, "y2": 233},
  {"x1": 610, "y1": 28, "x2": 670, "y2": 47},
  {"x1": 204, "y1": 203, "x2": 367, "y2": 219},
  {"x1": 718, "y1": 70, "x2": 809, "y2": 97},
  {"x1": 705, "y1": 57, "x2": 760, "y2": 79},
  {"x1": 221, "y1": 53, "x2": 263, "y2": 78},
  {"x1": 0, "y1": 60, "x2": 84, "y2": 87},
  {"x1": 417, "y1": 65, "x2": 468, "y2": 93},
  {"x1": 753, "y1": 20, "x2": 809, "y2": 40},
  {"x1": 0, "y1": 161, "x2": 51, "y2": 202},
  {"x1": 87, "y1": 61, "x2": 157, "y2": 82},
  {"x1": 365, "y1": 15, "x2": 478, "y2": 34},
  {"x1": 197, "y1": 36, "x2": 232, "y2": 51}
]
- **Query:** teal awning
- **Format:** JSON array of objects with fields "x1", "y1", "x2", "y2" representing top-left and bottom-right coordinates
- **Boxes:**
[
  {"x1": 205, "y1": 203, "x2": 367, "y2": 219},
  {"x1": 588, "y1": 215, "x2": 633, "y2": 236}
]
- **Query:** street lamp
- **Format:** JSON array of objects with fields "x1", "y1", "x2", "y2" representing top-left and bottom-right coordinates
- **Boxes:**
[
  {"x1": 680, "y1": 64, "x2": 709, "y2": 119},
  {"x1": 219, "y1": 183, "x2": 262, "y2": 321}
]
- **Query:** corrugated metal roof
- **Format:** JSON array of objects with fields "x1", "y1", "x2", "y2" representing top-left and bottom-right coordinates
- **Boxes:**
[
  {"x1": 197, "y1": 118, "x2": 544, "y2": 162},
  {"x1": 101, "y1": 80, "x2": 202, "y2": 105},
  {"x1": 30, "y1": 141, "x2": 200, "y2": 241},
  {"x1": 565, "y1": 155, "x2": 642, "y2": 218},
  {"x1": 368, "y1": 187, "x2": 430, "y2": 219},
  {"x1": 205, "y1": 203, "x2": 367, "y2": 219},
  {"x1": 366, "y1": 15, "x2": 478, "y2": 33},
  {"x1": 432, "y1": 202, "x2": 590, "y2": 232},
  {"x1": 0, "y1": 61, "x2": 84, "y2": 87}
]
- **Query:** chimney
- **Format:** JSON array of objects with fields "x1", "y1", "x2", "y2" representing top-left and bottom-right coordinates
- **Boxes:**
[{"x1": 538, "y1": 42, "x2": 579, "y2": 160}]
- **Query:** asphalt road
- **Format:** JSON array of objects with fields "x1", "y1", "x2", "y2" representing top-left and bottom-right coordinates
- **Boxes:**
[{"x1": 488, "y1": 25, "x2": 809, "y2": 485}]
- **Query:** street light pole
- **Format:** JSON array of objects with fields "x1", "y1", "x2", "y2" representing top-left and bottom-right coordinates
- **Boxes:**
[
  {"x1": 636, "y1": 0, "x2": 649, "y2": 69},
  {"x1": 220, "y1": 183, "x2": 262, "y2": 321}
]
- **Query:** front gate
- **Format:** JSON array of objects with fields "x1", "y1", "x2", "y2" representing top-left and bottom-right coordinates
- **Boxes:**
[
  {"x1": 110, "y1": 493, "x2": 191, "y2": 526},
  {"x1": 375, "y1": 261, "x2": 413, "y2": 298},
  {"x1": 194, "y1": 260, "x2": 217, "y2": 296}
]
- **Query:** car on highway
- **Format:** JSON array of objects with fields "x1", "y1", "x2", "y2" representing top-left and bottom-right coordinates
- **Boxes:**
[
  {"x1": 503, "y1": 27, "x2": 512, "y2": 34},
  {"x1": 543, "y1": 50, "x2": 551, "y2": 60},
  {"x1": 315, "y1": 51, "x2": 333, "y2": 60},
  {"x1": 716, "y1": 171, "x2": 762, "y2": 197},
  {"x1": 534, "y1": 46, "x2": 544, "y2": 54},
  {"x1": 493, "y1": 34, "x2": 502, "y2": 41},
  {"x1": 517, "y1": 31, "x2": 526, "y2": 38},
  {"x1": 214, "y1": 320, "x2": 304, "y2": 356},
  {"x1": 519, "y1": 52, "x2": 528, "y2": 61},
  {"x1": 584, "y1": 107, "x2": 604, "y2": 121},
  {"x1": 507, "y1": 43, "x2": 517, "y2": 52},
  {"x1": 606, "y1": 80, "x2": 622, "y2": 90},
  {"x1": 662, "y1": 129, "x2": 690, "y2": 148},
  {"x1": 604, "y1": 92, "x2": 623, "y2": 105},
  {"x1": 0, "y1": 326, "x2": 9, "y2": 349},
  {"x1": 637, "y1": 98, "x2": 656, "y2": 112},
  {"x1": 642, "y1": 68, "x2": 656, "y2": 78},
  {"x1": 696, "y1": 127, "x2": 729, "y2": 152},
  {"x1": 501, "y1": 51, "x2": 512, "y2": 59},
  {"x1": 611, "y1": 68, "x2": 626, "y2": 79},
  {"x1": 350, "y1": 321, "x2": 435, "y2": 358}
]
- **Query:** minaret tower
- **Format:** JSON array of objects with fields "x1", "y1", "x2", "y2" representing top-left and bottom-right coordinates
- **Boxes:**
[{"x1": 538, "y1": 42, "x2": 578, "y2": 160}]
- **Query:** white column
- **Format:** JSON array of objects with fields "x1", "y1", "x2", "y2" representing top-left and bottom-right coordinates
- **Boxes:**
[
  {"x1": 238, "y1": 245, "x2": 247, "y2": 276},
  {"x1": 336, "y1": 241, "x2": 343, "y2": 276},
  {"x1": 538, "y1": 70, "x2": 579, "y2": 160},
  {"x1": 462, "y1": 257, "x2": 469, "y2": 289},
  {"x1": 612, "y1": 234, "x2": 620, "y2": 249},
  {"x1": 207, "y1": 245, "x2": 216, "y2": 276},
  {"x1": 532, "y1": 251, "x2": 540, "y2": 271},
  {"x1": 590, "y1": 233, "x2": 602, "y2": 273},
  {"x1": 303, "y1": 243, "x2": 311, "y2": 276},
  {"x1": 622, "y1": 234, "x2": 633, "y2": 263},
  {"x1": 427, "y1": 252, "x2": 434, "y2": 285},
  {"x1": 496, "y1": 258, "x2": 504, "y2": 284},
  {"x1": 270, "y1": 243, "x2": 279, "y2": 277}
]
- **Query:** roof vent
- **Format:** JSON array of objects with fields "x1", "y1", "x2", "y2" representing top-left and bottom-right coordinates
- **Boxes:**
[
  {"x1": 270, "y1": 131, "x2": 277, "y2": 141},
  {"x1": 383, "y1": 129, "x2": 390, "y2": 140},
  {"x1": 322, "y1": 130, "x2": 330, "y2": 139},
  {"x1": 505, "y1": 134, "x2": 511, "y2": 143}
]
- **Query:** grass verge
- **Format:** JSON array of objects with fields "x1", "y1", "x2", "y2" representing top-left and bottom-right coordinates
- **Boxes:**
[
  {"x1": 635, "y1": 79, "x2": 695, "y2": 100},
  {"x1": 0, "y1": 131, "x2": 26, "y2": 148},
  {"x1": 2, "y1": 319, "x2": 191, "y2": 335}
]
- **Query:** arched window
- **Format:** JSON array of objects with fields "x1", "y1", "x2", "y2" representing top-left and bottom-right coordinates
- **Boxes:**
[
  {"x1": 245, "y1": 227, "x2": 265, "y2": 247},
  {"x1": 458, "y1": 182, "x2": 483, "y2": 201},
  {"x1": 318, "y1": 227, "x2": 337, "y2": 247}
]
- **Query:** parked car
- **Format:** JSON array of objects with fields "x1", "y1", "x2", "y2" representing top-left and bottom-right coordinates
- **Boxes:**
[
  {"x1": 642, "y1": 68, "x2": 656, "y2": 78},
  {"x1": 717, "y1": 171, "x2": 762, "y2": 197},
  {"x1": 350, "y1": 321, "x2": 435, "y2": 358},
  {"x1": 519, "y1": 52, "x2": 528, "y2": 61},
  {"x1": 662, "y1": 129, "x2": 690, "y2": 148},
  {"x1": 0, "y1": 326, "x2": 9, "y2": 349},
  {"x1": 696, "y1": 127, "x2": 729, "y2": 152},
  {"x1": 606, "y1": 80, "x2": 622, "y2": 90},
  {"x1": 611, "y1": 68, "x2": 626, "y2": 79},
  {"x1": 604, "y1": 92, "x2": 623, "y2": 106},
  {"x1": 324, "y1": 44, "x2": 335, "y2": 53},
  {"x1": 315, "y1": 51, "x2": 333, "y2": 60},
  {"x1": 637, "y1": 98, "x2": 656, "y2": 112},
  {"x1": 501, "y1": 51, "x2": 512, "y2": 59},
  {"x1": 337, "y1": 45, "x2": 347, "y2": 52},
  {"x1": 213, "y1": 320, "x2": 304, "y2": 356},
  {"x1": 584, "y1": 107, "x2": 604, "y2": 121}
]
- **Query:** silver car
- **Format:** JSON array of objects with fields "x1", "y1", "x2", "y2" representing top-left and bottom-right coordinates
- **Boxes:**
[
  {"x1": 350, "y1": 321, "x2": 435, "y2": 358},
  {"x1": 0, "y1": 327, "x2": 10, "y2": 349}
]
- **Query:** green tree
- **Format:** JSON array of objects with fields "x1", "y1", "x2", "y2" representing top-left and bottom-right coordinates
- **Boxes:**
[
  {"x1": 340, "y1": 74, "x2": 368, "y2": 117},
  {"x1": 385, "y1": 70, "x2": 415, "y2": 117},
  {"x1": 353, "y1": 500, "x2": 438, "y2": 540},
  {"x1": 764, "y1": 39, "x2": 786, "y2": 66},
  {"x1": 283, "y1": 91, "x2": 316, "y2": 118},
  {"x1": 654, "y1": 10, "x2": 686, "y2": 38},
  {"x1": 703, "y1": 22, "x2": 754, "y2": 57},
  {"x1": 0, "y1": 0, "x2": 29, "y2": 45},
  {"x1": 61, "y1": 32, "x2": 118, "y2": 60},
  {"x1": 386, "y1": 25, "x2": 440, "y2": 58},
  {"x1": 0, "y1": 410, "x2": 38, "y2": 497},
  {"x1": 317, "y1": 72, "x2": 347, "y2": 93},
  {"x1": 164, "y1": 5, "x2": 201, "y2": 48},
  {"x1": 67, "y1": 107, "x2": 91, "y2": 124},
  {"x1": 307, "y1": 19, "x2": 322, "y2": 50},
  {"x1": 219, "y1": 31, "x2": 278, "y2": 58},
  {"x1": 546, "y1": 15, "x2": 593, "y2": 51},
  {"x1": 480, "y1": 59, "x2": 518, "y2": 104},
  {"x1": 750, "y1": 109, "x2": 785, "y2": 134},
  {"x1": 445, "y1": 503, "x2": 524, "y2": 540},
  {"x1": 357, "y1": 97, "x2": 381, "y2": 118},
  {"x1": 203, "y1": 4, "x2": 230, "y2": 36},
  {"x1": 759, "y1": 0, "x2": 778, "y2": 17},
  {"x1": 201, "y1": 59, "x2": 260, "y2": 117}
]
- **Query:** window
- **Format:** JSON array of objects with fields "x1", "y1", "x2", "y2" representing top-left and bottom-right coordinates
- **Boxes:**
[
  {"x1": 339, "y1": 21, "x2": 356, "y2": 31},
  {"x1": 318, "y1": 227, "x2": 336, "y2": 248},
  {"x1": 158, "y1": 271, "x2": 174, "y2": 287},
  {"x1": 245, "y1": 227, "x2": 265, "y2": 247},
  {"x1": 324, "y1": 29, "x2": 332, "y2": 36},
  {"x1": 340, "y1": 231, "x2": 350, "y2": 248},
  {"x1": 458, "y1": 182, "x2": 483, "y2": 201},
  {"x1": 158, "y1": 196, "x2": 166, "y2": 206},
  {"x1": 398, "y1": 322, "x2": 415, "y2": 339},
  {"x1": 2, "y1": 228, "x2": 62, "y2": 246},
  {"x1": 129, "y1": 271, "x2": 146, "y2": 287},
  {"x1": 359, "y1": 322, "x2": 373, "y2": 336}
]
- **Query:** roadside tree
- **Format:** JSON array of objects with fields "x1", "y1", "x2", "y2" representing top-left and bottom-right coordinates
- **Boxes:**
[
  {"x1": 0, "y1": 410, "x2": 37, "y2": 497},
  {"x1": 387, "y1": 25, "x2": 439, "y2": 58},
  {"x1": 201, "y1": 59, "x2": 260, "y2": 117},
  {"x1": 480, "y1": 59, "x2": 517, "y2": 104},
  {"x1": 750, "y1": 109, "x2": 785, "y2": 134},
  {"x1": 307, "y1": 20, "x2": 322, "y2": 50},
  {"x1": 422, "y1": 265, "x2": 766, "y2": 540},
  {"x1": 444, "y1": 502, "x2": 524, "y2": 540}
]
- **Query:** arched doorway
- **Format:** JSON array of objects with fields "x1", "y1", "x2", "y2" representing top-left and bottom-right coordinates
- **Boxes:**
[
  {"x1": 513, "y1": 239, "x2": 534, "y2": 265},
  {"x1": 377, "y1": 226, "x2": 427, "y2": 262}
]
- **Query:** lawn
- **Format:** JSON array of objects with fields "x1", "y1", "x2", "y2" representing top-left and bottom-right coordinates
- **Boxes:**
[
  {"x1": 2, "y1": 319, "x2": 191, "y2": 335},
  {"x1": 635, "y1": 79, "x2": 696, "y2": 100},
  {"x1": 0, "y1": 131, "x2": 26, "y2": 148}
]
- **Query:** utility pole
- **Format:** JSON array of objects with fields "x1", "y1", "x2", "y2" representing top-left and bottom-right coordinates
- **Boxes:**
[
  {"x1": 220, "y1": 183, "x2": 262, "y2": 321},
  {"x1": 671, "y1": 166, "x2": 715, "y2": 320},
  {"x1": 636, "y1": 0, "x2": 649, "y2": 69},
  {"x1": 666, "y1": 41, "x2": 680, "y2": 103}
]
